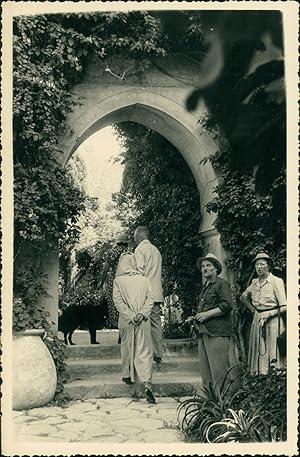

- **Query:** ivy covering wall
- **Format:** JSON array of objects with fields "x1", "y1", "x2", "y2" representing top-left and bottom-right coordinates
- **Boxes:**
[
  {"x1": 13, "y1": 11, "x2": 206, "y2": 328},
  {"x1": 12, "y1": 10, "x2": 286, "y2": 393},
  {"x1": 113, "y1": 123, "x2": 202, "y2": 318},
  {"x1": 12, "y1": 10, "x2": 207, "y2": 398}
]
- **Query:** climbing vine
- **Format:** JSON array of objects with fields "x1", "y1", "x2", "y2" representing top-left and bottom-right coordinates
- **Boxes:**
[
  {"x1": 13, "y1": 10, "x2": 207, "y2": 311},
  {"x1": 185, "y1": 11, "x2": 286, "y2": 363},
  {"x1": 185, "y1": 10, "x2": 286, "y2": 290},
  {"x1": 113, "y1": 122, "x2": 202, "y2": 319},
  {"x1": 12, "y1": 10, "x2": 206, "y2": 396}
]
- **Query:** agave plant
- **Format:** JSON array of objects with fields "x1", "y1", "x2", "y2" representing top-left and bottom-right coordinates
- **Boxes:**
[
  {"x1": 206, "y1": 408, "x2": 270, "y2": 443},
  {"x1": 177, "y1": 366, "x2": 242, "y2": 442},
  {"x1": 206, "y1": 407, "x2": 286, "y2": 443}
]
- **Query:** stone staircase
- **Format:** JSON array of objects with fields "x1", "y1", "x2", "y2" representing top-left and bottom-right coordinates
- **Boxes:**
[{"x1": 61, "y1": 330, "x2": 202, "y2": 400}]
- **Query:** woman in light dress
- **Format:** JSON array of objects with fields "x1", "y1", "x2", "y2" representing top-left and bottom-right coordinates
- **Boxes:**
[{"x1": 240, "y1": 252, "x2": 286, "y2": 375}]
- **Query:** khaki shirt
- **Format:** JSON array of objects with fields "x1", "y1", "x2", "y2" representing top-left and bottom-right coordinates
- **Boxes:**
[{"x1": 243, "y1": 273, "x2": 286, "y2": 311}]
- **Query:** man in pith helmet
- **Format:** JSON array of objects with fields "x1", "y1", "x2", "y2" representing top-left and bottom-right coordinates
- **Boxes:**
[{"x1": 186, "y1": 253, "x2": 238, "y2": 387}]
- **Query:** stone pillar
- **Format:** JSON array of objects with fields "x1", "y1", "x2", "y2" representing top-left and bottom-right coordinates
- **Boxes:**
[{"x1": 39, "y1": 247, "x2": 59, "y2": 332}]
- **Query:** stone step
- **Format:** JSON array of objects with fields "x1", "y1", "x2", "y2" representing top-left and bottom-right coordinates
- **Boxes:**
[
  {"x1": 65, "y1": 339, "x2": 197, "y2": 360},
  {"x1": 64, "y1": 371, "x2": 202, "y2": 400},
  {"x1": 66, "y1": 356, "x2": 200, "y2": 381}
]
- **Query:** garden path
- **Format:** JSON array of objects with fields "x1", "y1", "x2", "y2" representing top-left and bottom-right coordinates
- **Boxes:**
[{"x1": 13, "y1": 396, "x2": 186, "y2": 443}]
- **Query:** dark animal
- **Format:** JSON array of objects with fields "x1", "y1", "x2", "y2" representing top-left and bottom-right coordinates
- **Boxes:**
[{"x1": 58, "y1": 299, "x2": 108, "y2": 345}]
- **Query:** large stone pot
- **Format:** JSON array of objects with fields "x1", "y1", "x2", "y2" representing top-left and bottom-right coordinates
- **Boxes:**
[{"x1": 12, "y1": 329, "x2": 57, "y2": 410}]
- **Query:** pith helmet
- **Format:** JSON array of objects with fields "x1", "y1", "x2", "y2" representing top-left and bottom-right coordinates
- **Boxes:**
[
  {"x1": 116, "y1": 233, "x2": 130, "y2": 245},
  {"x1": 197, "y1": 253, "x2": 222, "y2": 275}
]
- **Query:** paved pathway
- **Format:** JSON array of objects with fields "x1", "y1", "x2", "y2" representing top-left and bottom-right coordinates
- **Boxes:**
[{"x1": 13, "y1": 397, "x2": 186, "y2": 443}]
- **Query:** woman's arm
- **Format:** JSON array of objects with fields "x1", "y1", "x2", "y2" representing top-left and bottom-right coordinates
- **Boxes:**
[
  {"x1": 273, "y1": 277, "x2": 287, "y2": 307},
  {"x1": 262, "y1": 277, "x2": 287, "y2": 320},
  {"x1": 240, "y1": 281, "x2": 256, "y2": 313},
  {"x1": 240, "y1": 292, "x2": 256, "y2": 314}
]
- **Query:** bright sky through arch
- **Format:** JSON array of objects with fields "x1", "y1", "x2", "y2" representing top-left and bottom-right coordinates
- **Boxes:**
[{"x1": 76, "y1": 126, "x2": 124, "y2": 204}]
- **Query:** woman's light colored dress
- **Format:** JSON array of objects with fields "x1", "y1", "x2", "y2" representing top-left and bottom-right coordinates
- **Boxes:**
[{"x1": 244, "y1": 273, "x2": 286, "y2": 374}]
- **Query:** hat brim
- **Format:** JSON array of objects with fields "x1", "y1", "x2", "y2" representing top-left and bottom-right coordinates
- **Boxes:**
[
  {"x1": 197, "y1": 257, "x2": 222, "y2": 275},
  {"x1": 252, "y1": 256, "x2": 272, "y2": 263}
]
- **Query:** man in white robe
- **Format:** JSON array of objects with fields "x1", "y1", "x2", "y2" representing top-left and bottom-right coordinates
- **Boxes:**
[
  {"x1": 134, "y1": 226, "x2": 164, "y2": 363},
  {"x1": 113, "y1": 253, "x2": 156, "y2": 403}
]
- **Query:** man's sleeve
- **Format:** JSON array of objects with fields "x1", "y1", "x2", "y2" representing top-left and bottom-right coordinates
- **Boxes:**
[
  {"x1": 217, "y1": 280, "x2": 233, "y2": 312},
  {"x1": 134, "y1": 244, "x2": 146, "y2": 275}
]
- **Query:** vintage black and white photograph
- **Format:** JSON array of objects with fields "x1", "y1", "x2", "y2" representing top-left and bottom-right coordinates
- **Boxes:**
[{"x1": 1, "y1": 1, "x2": 298, "y2": 455}]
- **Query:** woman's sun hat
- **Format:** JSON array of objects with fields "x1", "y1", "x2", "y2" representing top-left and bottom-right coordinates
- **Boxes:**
[
  {"x1": 252, "y1": 251, "x2": 272, "y2": 263},
  {"x1": 196, "y1": 253, "x2": 222, "y2": 275}
]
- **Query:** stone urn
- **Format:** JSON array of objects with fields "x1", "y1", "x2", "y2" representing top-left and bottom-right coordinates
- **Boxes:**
[{"x1": 12, "y1": 329, "x2": 57, "y2": 410}]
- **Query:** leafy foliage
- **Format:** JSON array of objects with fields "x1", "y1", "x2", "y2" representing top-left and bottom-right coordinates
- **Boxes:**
[
  {"x1": 59, "y1": 238, "x2": 112, "y2": 310},
  {"x1": 184, "y1": 12, "x2": 286, "y2": 366},
  {"x1": 230, "y1": 366, "x2": 287, "y2": 439},
  {"x1": 178, "y1": 365, "x2": 286, "y2": 443},
  {"x1": 184, "y1": 11, "x2": 286, "y2": 295},
  {"x1": 14, "y1": 163, "x2": 85, "y2": 249},
  {"x1": 113, "y1": 122, "x2": 202, "y2": 318},
  {"x1": 13, "y1": 9, "x2": 207, "y2": 319},
  {"x1": 206, "y1": 408, "x2": 277, "y2": 443},
  {"x1": 177, "y1": 367, "x2": 241, "y2": 442},
  {"x1": 44, "y1": 332, "x2": 70, "y2": 402},
  {"x1": 13, "y1": 268, "x2": 51, "y2": 333},
  {"x1": 186, "y1": 11, "x2": 285, "y2": 191},
  {"x1": 12, "y1": 10, "x2": 178, "y2": 330},
  {"x1": 205, "y1": 151, "x2": 286, "y2": 287},
  {"x1": 163, "y1": 321, "x2": 191, "y2": 339},
  {"x1": 13, "y1": 296, "x2": 50, "y2": 333},
  {"x1": 60, "y1": 286, "x2": 106, "y2": 311}
]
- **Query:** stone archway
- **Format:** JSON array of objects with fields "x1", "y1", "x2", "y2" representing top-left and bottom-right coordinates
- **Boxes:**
[
  {"x1": 61, "y1": 89, "x2": 217, "y2": 234},
  {"x1": 41, "y1": 55, "x2": 226, "y2": 329}
]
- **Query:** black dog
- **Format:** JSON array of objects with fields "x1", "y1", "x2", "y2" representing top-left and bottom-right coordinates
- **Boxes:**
[{"x1": 58, "y1": 299, "x2": 108, "y2": 345}]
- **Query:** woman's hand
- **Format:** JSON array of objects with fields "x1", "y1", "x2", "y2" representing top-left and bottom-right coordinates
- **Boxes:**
[
  {"x1": 185, "y1": 316, "x2": 195, "y2": 324},
  {"x1": 195, "y1": 312, "x2": 209, "y2": 323}
]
